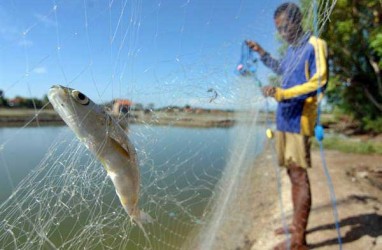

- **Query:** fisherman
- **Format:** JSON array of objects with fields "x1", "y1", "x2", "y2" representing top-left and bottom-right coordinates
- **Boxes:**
[{"x1": 246, "y1": 2, "x2": 328, "y2": 250}]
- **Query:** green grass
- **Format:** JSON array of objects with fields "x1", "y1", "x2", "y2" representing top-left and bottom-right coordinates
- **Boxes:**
[{"x1": 313, "y1": 135, "x2": 382, "y2": 155}]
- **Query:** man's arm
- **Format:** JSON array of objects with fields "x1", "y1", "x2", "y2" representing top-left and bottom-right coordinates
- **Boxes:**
[
  {"x1": 246, "y1": 40, "x2": 283, "y2": 75},
  {"x1": 261, "y1": 52, "x2": 283, "y2": 75},
  {"x1": 273, "y1": 38, "x2": 328, "y2": 101}
]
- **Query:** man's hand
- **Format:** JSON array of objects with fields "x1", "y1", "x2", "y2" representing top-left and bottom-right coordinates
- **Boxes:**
[
  {"x1": 262, "y1": 86, "x2": 276, "y2": 97},
  {"x1": 246, "y1": 40, "x2": 266, "y2": 57}
]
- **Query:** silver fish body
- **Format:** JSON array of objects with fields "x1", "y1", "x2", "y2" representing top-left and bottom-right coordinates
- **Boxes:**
[{"x1": 48, "y1": 85, "x2": 152, "y2": 224}]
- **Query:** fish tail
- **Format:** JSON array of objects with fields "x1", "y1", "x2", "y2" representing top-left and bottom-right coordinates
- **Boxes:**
[
  {"x1": 131, "y1": 210, "x2": 154, "y2": 249},
  {"x1": 137, "y1": 210, "x2": 154, "y2": 224}
]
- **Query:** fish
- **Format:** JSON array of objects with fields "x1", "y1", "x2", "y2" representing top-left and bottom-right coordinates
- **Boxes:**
[{"x1": 47, "y1": 85, "x2": 153, "y2": 227}]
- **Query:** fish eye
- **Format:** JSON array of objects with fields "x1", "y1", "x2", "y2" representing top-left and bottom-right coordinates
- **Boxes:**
[{"x1": 71, "y1": 90, "x2": 90, "y2": 105}]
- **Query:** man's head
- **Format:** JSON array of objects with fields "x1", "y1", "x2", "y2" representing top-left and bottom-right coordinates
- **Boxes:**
[{"x1": 274, "y1": 3, "x2": 303, "y2": 44}]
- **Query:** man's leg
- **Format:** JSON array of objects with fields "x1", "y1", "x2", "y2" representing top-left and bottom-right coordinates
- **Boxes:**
[{"x1": 274, "y1": 164, "x2": 311, "y2": 250}]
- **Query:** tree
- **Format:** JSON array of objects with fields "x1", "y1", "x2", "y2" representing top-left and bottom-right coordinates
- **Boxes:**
[
  {"x1": 132, "y1": 103, "x2": 144, "y2": 111},
  {"x1": 0, "y1": 90, "x2": 8, "y2": 107},
  {"x1": 301, "y1": 0, "x2": 382, "y2": 132},
  {"x1": 146, "y1": 103, "x2": 155, "y2": 111}
]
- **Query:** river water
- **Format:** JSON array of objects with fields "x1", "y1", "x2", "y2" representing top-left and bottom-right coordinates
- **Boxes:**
[
  {"x1": 0, "y1": 125, "x2": 232, "y2": 202},
  {"x1": 1, "y1": 124, "x2": 245, "y2": 249}
]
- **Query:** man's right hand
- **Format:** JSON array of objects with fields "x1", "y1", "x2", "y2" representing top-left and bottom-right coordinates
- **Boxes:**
[
  {"x1": 246, "y1": 40, "x2": 266, "y2": 57},
  {"x1": 262, "y1": 86, "x2": 276, "y2": 97}
]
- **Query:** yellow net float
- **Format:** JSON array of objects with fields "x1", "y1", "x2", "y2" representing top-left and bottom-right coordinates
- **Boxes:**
[{"x1": 266, "y1": 128, "x2": 273, "y2": 139}]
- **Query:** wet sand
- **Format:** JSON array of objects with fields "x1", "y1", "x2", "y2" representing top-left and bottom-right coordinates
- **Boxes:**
[{"x1": 246, "y1": 148, "x2": 382, "y2": 250}]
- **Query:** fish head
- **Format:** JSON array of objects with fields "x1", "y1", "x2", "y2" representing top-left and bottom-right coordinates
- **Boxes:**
[{"x1": 48, "y1": 85, "x2": 109, "y2": 141}]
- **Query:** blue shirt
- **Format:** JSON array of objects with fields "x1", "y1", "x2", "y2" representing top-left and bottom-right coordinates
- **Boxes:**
[{"x1": 261, "y1": 33, "x2": 328, "y2": 135}]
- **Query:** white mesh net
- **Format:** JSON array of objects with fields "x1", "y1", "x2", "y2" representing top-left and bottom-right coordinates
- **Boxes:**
[{"x1": 0, "y1": 1, "x2": 336, "y2": 249}]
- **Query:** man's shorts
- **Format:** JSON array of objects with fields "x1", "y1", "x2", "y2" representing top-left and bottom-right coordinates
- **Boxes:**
[{"x1": 276, "y1": 131, "x2": 312, "y2": 169}]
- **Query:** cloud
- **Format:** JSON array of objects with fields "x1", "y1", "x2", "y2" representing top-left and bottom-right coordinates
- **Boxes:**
[
  {"x1": 33, "y1": 67, "x2": 47, "y2": 74},
  {"x1": 34, "y1": 13, "x2": 57, "y2": 28}
]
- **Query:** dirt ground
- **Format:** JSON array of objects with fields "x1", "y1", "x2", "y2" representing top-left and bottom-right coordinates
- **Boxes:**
[{"x1": 248, "y1": 149, "x2": 382, "y2": 250}]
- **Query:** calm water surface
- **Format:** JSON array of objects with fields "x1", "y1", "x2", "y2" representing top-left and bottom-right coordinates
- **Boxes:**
[{"x1": 0, "y1": 125, "x2": 232, "y2": 203}]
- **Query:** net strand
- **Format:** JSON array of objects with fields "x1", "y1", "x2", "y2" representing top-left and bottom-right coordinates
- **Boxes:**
[
  {"x1": 0, "y1": 1, "x2": 340, "y2": 249},
  {"x1": 313, "y1": 0, "x2": 342, "y2": 249}
]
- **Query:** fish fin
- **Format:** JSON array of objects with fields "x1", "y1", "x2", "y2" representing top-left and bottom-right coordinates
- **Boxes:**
[
  {"x1": 108, "y1": 116, "x2": 134, "y2": 151},
  {"x1": 109, "y1": 137, "x2": 131, "y2": 159}
]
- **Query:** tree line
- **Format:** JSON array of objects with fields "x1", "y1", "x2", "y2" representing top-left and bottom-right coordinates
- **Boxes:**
[{"x1": 0, "y1": 90, "x2": 50, "y2": 109}]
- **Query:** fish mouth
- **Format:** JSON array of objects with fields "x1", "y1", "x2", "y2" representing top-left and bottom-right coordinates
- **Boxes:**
[
  {"x1": 48, "y1": 85, "x2": 69, "y2": 104},
  {"x1": 50, "y1": 84, "x2": 64, "y2": 89},
  {"x1": 48, "y1": 85, "x2": 81, "y2": 133},
  {"x1": 49, "y1": 84, "x2": 67, "y2": 96},
  {"x1": 47, "y1": 85, "x2": 72, "y2": 118}
]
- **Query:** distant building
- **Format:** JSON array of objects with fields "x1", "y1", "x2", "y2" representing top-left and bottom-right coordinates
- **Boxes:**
[
  {"x1": 8, "y1": 97, "x2": 25, "y2": 107},
  {"x1": 112, "y1": 99, "x2": 132, "y2": 115},
  {"x1": 183, "y1": 106, "x2": 193, "y2": 113}
]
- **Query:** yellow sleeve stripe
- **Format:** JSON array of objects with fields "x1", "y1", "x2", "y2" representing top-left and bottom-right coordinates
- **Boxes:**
[{"x1": 274, "y1": 37, "x2": 328, "y2": 102}]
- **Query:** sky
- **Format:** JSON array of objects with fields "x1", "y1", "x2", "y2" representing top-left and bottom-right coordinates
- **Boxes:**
[{"x1": 0, "y1": 0, "x2": 298, "y2": 109}]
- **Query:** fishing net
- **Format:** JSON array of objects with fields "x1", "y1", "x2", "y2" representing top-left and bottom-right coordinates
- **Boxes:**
[{"x1": 0, "y1": 1, "x2": 337, "y2": 249}]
